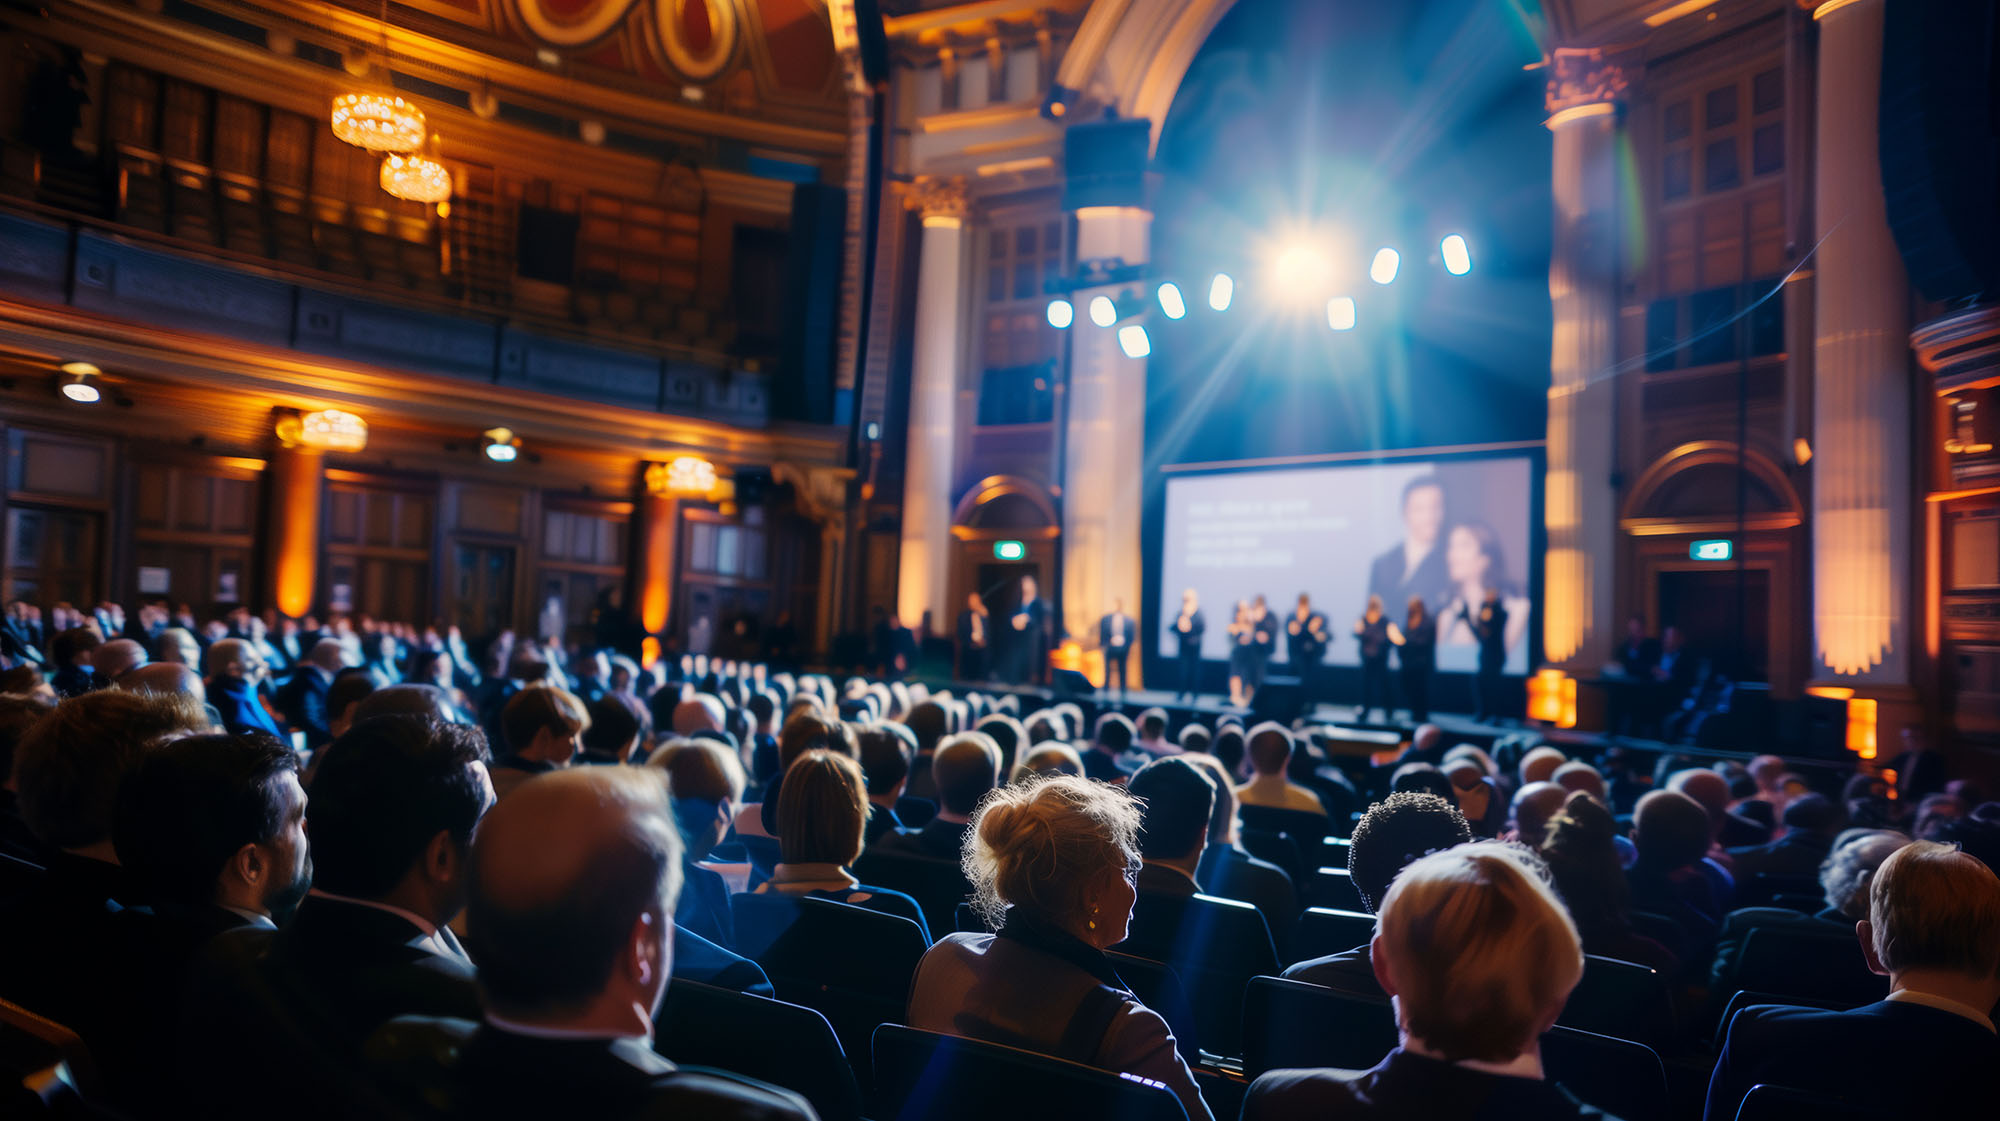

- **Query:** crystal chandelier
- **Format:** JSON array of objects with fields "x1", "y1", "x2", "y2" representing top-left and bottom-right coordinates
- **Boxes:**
[
  {"x1": 332, "y1": 92, "x2": 426, "y2": 153},
  {"x1": 381, "y1": 145, "x2": 451, "y2": 202},
  {"x1": 276, "y1": 408, "x2": 370, "y2": 453},
  {"x1": 646, "y1": 456, "x2": 719, "y2": 496}
]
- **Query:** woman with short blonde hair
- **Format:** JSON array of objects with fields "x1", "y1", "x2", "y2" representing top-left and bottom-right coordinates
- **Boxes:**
[{"x1": 907, "y1": 774, "x2": 1211, "y2": 1121}]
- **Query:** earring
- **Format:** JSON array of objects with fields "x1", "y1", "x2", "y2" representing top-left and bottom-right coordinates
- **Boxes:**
[{"x1": 1088, "y1": 905, "x2": 1099, "y2": 931}]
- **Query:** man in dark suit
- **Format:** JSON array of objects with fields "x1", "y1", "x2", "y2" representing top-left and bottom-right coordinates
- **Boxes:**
[
  {"x1": 1463, "y1": 587, "x2": 1509, "y2": 722},
  {"x1": 1, "y1": 600, "x2": 44, "y2": 665},
  {"x1": 276, "y1": 638, "x2": 347, "y2": 749},
  {"x1": 48, "y1": 625, "x2": 104, "y2": 698},
  {"x1": 369, "y1": 766, "x2": 814, "y2": 1121},
  {"x1": 207, "y1": 638, "x2": 284, "y2": 738},
  {"x1": 1726, "y1": 792, "x2": 1843, "y2": 881},
  {"x1": 1285, "y1": 593, "x2": 1329, "y2": 701},
  {"x1": 1704, "y1": 841, "x2": 2000, "y2": 1121},
  {"x1": 1616, "y1": 615, "x2": 1660, "y2": 678},
  {"x1": 1098, "y1": 598, "x2": 1136, "y2": 695},
  {"x1": 1187, "y1": 756, "x2": 1297, "y2": 952},
  {"x1": 1083, "y1": 711, "x2": 1138, "y2": 786},
  {"x1": 1168, "y1": 588, "x2": 1205, "y2": 700},
  {"x1": 880, "y1": 733, "x2": 999, "y2": 862},
  {"x1": 856, "y1": 724, "x2": 914, "y2": 847},
  {"x1": 1366, "y1": 476, "x2": 1450, "y2": 614},
  {"x1": 1008, "y1": 574, "x2": 1049, "y2": 686},
  {"x1": 955, "y1": 592, "x2": 990, "y2": 682},
  {"x1": 181, "y1": 715, "x2": 494, "y2": 1119},
  {"x1": 1128, "y1": 757, "x2": 1215, "y2": 908}
]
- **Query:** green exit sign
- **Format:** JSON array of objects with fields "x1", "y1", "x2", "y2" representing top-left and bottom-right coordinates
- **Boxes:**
[
  {"x1": 993, "y1": 540, "x2": 1027, "y2": 561},
  {"x1": 1690, "y1": 539, "x2": 1733, "y2": 561}
]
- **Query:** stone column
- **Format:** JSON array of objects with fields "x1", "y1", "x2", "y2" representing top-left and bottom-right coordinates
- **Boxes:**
[
  {"x1": 1811, "y1": 0, "x2": 1909, "y2": 683},
  {"x1": 1542, "y1": 49, "x2": 1626, "y2": 672},
  {"x1": 1062, "y1": 205, "x2": 1151, "y2": 679},
  {"x1": 266, "y1": 442, "x2": 323, "y2": 619},
  {"x1": 634, "y1": 484, "x2": 679, "y2": 668},
  {"x1": 896, "y1": 176, "x2": 969, "y2": 636}
]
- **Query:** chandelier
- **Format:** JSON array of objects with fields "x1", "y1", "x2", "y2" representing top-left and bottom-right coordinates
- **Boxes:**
[
  {"x1": 276, "y1": 408, "x2": 370, "y2": 453},
  {"x1": 332, "y1": 92, "x2": 426, "y2": 153},
  {"x1": 646, "y1": 456, "x2": 719, "y2": 496},
  {"x1": 381, "y1": 146, "x2": 451, "y2": 203}
]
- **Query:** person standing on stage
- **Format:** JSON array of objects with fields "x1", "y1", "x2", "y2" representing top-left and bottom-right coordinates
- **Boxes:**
[
  {"x1": 1368, "y1": 475, "x2": 1451, "y2": 614},
  {"x1": 1390, "y1": 595, "x2": 1436, "y2": 724},
  {"x1": 956, "y1": 592, "x2": 990, "y2": 682},
  {"x1": 1463, "y1": 586, "x2": 1509, "y2": 722},
  {"x1": 1226, "y1": 600, "x2": 1254, "y2": 707},
  {"x1": 1247, "y1": 595, "x2": 1274, "y2": 705},
  {"x1": 1098, "y1": 598, "x2": 1136, "y2": 695},
  {"x1": 1286, "y1": 593, "x2": 1329, "y2": 702},
  {"x1": 1353, "y1": 595, "x2": 1393, "y2": 723},
  {"x1": 1170, "y1": 589, "x2": 1205, "y2": 700},
  {"x1": 1009, "y1": 574, "x2": 1050, "y2": 686}
]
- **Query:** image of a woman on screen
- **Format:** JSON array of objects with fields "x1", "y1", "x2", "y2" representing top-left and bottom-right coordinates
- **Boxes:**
[{"x1": 1438, "y1": 521, "x2": 1530, "y2": 655}]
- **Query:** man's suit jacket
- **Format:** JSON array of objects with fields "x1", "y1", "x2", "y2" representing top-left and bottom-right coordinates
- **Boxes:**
[
  {"x1": 672, "y1": 927, "x2": 773, "y2": 998},
  {"x1": 1170, "y1": 610, "x2": 1206, "y2": 657},
  {"x1": 367, "y1": 1016, "x2": 815, "y2": 1121},
  {"x1": 1707, "y1": 905, "x2": 1849, "y2": 998},
  {"x1": 863, "y1": 802, "x2": 905, "y2": 848},
  {"x1": 1367, "y1": 543, "x2": 1450, "y2": 617},
  {"x1": 276, "y1": 665, "x2": 334, "y2": 746},
  {"x1": 213, "y1": 677, "x2": 283, "y2": 737},
  {"x1": 1246, "y1": 1048, "x2": 1612, "y2": 1121},
  {"x1": 1280, "y1": 943, "x2": 1383, "y2": 998},
  {"x1": 1197, "y1": 843, "x2": 1297, "y2": 949},
  {"x1": 1705, "y1": 999, "x2": 2000, "y2": 1121},
  {"x1": 1725, "y1": 831, "x2": 1832, "y2": 882},
  {"x1": 878, "y1": 817, "x2": 970, "y2": 864},
  {"x1": 1099, "y1": 613, "x2": 1135, "y2": 657},
  {"x1": 675, "y1": 861, "x2": 737, "y2": 951}
]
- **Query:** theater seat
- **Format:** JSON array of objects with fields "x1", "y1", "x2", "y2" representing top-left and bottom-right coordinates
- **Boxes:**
[
  {"x1": 1118, "y1": 892, "x2": 1278, "y2": 1057},
  {"x1": 1291, "y1": 908, "x2": 1374, "y2": 965},
  {"x1": 1561, "y1": 955, "x2": 1676, "y2": 1050},
  {"x1": 1238, "y1": 805, "x2": 1333, "y2": 845},
  {"x1": 729, "y1": 894, "x2": 929, "y2": 1074},
  {"x1": 1713, "y1": 991, "x2": 1851, "y2": 1046},
  {"x1": 1105, "y1": 952, "x2": 1200, "y2": 1063},
  {"x1": 852, "y1": 849, "x2": 975, "y2": 938},
  {"x1": 0, "y1": 998, "x2": 102, "y2": 1119},
  {"x1": 1733, "y1": 1083, "x2": 1881, "y2": 1121},
  {"x1": 655, "y1": 979, "x2": 862, "y2": 1121},
  {"x1": 871, "y1": 1024, "x2": 1189, "y2": 1121},
  {"x1": 1306, "y1": 867, "x2": 1366, "y2": 913},
  {"x1": 1734, "y1": 927, "x2": 1888, "y2": 1007}
]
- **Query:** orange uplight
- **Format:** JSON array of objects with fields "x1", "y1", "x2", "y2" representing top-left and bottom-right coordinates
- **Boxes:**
[
  {"x1": 1846, "y1": 697, "x2": 1878, "y2": 760},
  {"x1": 1807, "y1": 685, "x2": 1856, "y2": 701},
  {"x1": 1527, "y1": 669, "x2": 1577, "y2": 728}
]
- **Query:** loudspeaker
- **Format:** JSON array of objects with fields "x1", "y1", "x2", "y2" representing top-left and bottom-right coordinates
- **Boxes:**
[
  {"x1": 1062, "y1": 116, "x2": 1151, "y2": 211},
  {"x1": 1250, "y1": 677, "x2": 1305, "y2": 725},
  {"x1": 779, "y1": 182, "x2": 845, "y2": 424},
  {"x1": 1880, "y1": 4, "x2": 1999, "y2": 303},
  {"x1": 1052, "y1": 668, "x2": 1095, "y2": 697}
]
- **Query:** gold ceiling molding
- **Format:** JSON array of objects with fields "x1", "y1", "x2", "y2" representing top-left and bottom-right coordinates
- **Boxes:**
[
  {"x1": 648, "y1": 0, "x2": 745, "y2": 83},
  {"x1": 510, "y1": 0, "x2": 643, "y2": 47},
  {"x1": 883, "y1": 0, "x2": 1088, "y2": 41}
]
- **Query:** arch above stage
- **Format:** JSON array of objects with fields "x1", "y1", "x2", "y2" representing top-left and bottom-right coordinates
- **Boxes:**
[
  {"x1": 1620, "y1": 441, "x2": 1805, "y2": 535},
  {"x1": 952, "y1": 474, "x2": 1059, "y2": 532},
  {"x1": 1053, "y1": 0, "x2": 1243, "y2": 151}
]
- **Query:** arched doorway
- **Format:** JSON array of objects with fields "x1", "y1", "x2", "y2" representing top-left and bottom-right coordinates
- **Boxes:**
[{"x1": 950, "y1": 475, "x2": 1059, "y2": 646}]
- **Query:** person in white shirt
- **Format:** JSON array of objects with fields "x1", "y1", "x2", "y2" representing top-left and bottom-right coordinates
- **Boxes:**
[{"x1": 1234, "y1": 722, "x2": 1327, "y2": 816}]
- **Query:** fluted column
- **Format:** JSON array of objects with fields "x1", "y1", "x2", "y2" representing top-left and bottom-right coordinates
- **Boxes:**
[
  {"x1": 1542, "y1": 49, "x2": 1625, "y2": 672},
  {"x1": 1811, "y1": 0, "x2": 1909, "y2": 682},
  {"x1": 896, "y1": 176, "x2": 969, "y2": 634},
  {"x1": 267, "y1": 442, "x2": 323, "y2": 619},
  {"x1": 1062, "y1": 206, "x2": 1151, "y2": 680}
]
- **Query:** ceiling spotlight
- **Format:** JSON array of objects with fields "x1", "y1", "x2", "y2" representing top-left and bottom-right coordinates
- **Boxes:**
[
  {"x1": 1441, "y1": 234, "x2": 1472, "y2": 276},
  {"x1": 1327, "y1": 296, "x2": 1357, "y2": 331},
  {"x1": 481, "y1": 426, "x2": 521, "y2": 463},
  {"x1": 1088, "y1": 295, "x2": 1118, "y2": 328},
  {"x1": 1046, "y1": 298, "x2": 1074, "y2": 329},
  {"x1": 1157, "y1": 282, "x2": 1186, "y2": 320},
  {"x1": 58, "y1": 362, "x2": 101, "y2": 404},
  {"x1": 1269, "y1": 245, "x2": 1335, "y2": 304},
  {"x1": 1208, "y1": 273, "x2": 1234, "y2": 312},
  {"x1": 1117, "y1": 324, "x2": 1151, "y2": 359},
  {"x1": 1369, "y1": 248, "x2": 1400, "y2": 286}
]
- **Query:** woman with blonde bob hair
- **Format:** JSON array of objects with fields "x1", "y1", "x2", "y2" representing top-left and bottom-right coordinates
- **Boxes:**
[
  {"x1": 1244, "y1": 842, "x2": 1605, "y2": 1120},
  {"x1": 904, "y1": 774, "x2": 1212, "y2": 1121}
]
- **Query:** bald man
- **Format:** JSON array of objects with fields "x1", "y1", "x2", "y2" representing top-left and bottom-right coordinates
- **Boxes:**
[
  {"x1": 877, "y1": 731, "x2": 1000, "y2": 862},
  {"x1": 117, "y1": 662, "x2": 210, "y2": 713},
  {"x1": 383, "y1": 768, "x2": 813, "y2": 1120},
  {"x1": 1508, "y1": 781, "x2": 1567, "y2": 847},
  {"x1": 95, "y1": 638, "x2": 148, "y2": 682}
]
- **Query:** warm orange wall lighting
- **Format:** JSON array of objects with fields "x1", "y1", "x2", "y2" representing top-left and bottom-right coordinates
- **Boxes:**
[
  {"x1": 636, "y1": 492, "x2": 676, "y2": 667},
  {"x1": 1846, "y1": 697, "x2": 1879, "y2": 760},
  {"x1": 268, "y1": 445, "x2": 323, "y2": 618},
  {"x1": 1527, "y1": 669, "x2": 1578, "y2": 729}
]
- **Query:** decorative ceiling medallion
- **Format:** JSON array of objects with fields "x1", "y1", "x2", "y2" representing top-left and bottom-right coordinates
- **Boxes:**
[
  {"x1": 512, "y1": 0, "x2": 642, "y2": 49},
  {"x1": 652, "y1": 0, "x2": 741, "y2": 83}
]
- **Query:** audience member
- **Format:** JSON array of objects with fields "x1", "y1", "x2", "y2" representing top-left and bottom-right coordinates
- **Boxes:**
[
  {"x1": 277, "y1": 638, "x2": 347, "y2": 747},
  {"x1": 1538, "y1": 791, "x2": 1678, "y2": 974},
  {"x1": 493, "y1": 686, "x2": 588, "y2": 798},
  {"x1": 854, "y1": 721, "x2": 915, "y2": 845},
  {"x1": 1085, "y1": 712, "x2": 1138, "y2": 784},
  {"x1": 1128, "y1": 756, "x2": 1217, "y2": 899},
  {"x1": 1519, "y1": 744, "x2": 1566, "y2": 786},
  {"x1": 207, "y1": 638, "x2": 282, "y2": 737},
  {"x1": 0, "y1": 692, "x2": 56, "y2": 860},
  {"x1": 647, "y1": 738, "x2": 747, "y2": 947},
  {"x1": 1444, "y1": 757, "x2": 1504, "y2": 836},
  {"x1": 906, "y1": 774, "x2": 1212, "y2": 1121},
  {"x1": 95, "y1": 637, "x2": 149, "y2": 681},
  {"x1": 1551, "y1": 760, "x2": 1606, "y2": 804},
  {"x1": 1726, "y1": 792, "x2": 1844, "y2": 880},
  {"x1": 1014, "y1": 740, "x2": 1084, "y2": 780},
  {"x1": 1237, "y1": 723, "x2": 1325, "y2": 814},
  {"x1": 1627, "y1": 789, "x2": 1722, "y2": 959},
  {"x1": 878, "y1": 731, "x2": 999, "y2": 862},
  {"x1": 49, "y1": 625, "x2": 105, "y2": 698},
  {"x1": 1186, "y1": 752, "x2": 1296, "y2": 941},
  {"x1": 751, "y1": 749, "x2": 928, "y2": 935},
  {"x1": 1135, "y1": 707, "x2": 1173, "y2": 755},
  {"x1": 1708, "y1": 827, "x2": 1910, "y2": 999},
  {"x1": 580, "y1": 694, "x2": 642, "y2": 765},
  {"x1": 1508, "y1": 781, "x2": 1566, "y2": 847}
]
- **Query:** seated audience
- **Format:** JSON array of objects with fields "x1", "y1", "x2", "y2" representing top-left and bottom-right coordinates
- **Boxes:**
[
  {"x1": 1726, "y1": 791, "x2": 1844, "y2": 881},
  {"x1": 49, "y1": 625, "x2": 105, "y2": 698},
  {"x1": 1444, "y1": 757, "x2": 1504, "y2": 837},
  {"x1": 373, "y1": 767, "x2": 813, "y2": 1121},
  {"x1": 1704, "y1": 841, "x2": 2000, "y2": 1121},
  {"x1": 206, "y1": 638, "x2": 282, "y2": 737},
  {"x1": 1237, "y1": 723, "x2": 1327, "y2": 815},
  {"x1": 95, "y1": 637, "x2": 149, "y2": 682},
  {"x1": 1135, "y1": 707, "x2": 1174, "y2": 755},
  {"x1": 1128, "y1": 756, "x2": 1217, "y2": 900},
  {"x1": 1014, "y1": 740, "x2": 1084, "y2": 780},
  {"x1": 579, "y1": 695, "x2": 642, "y2": 765},
  {"x1": 1627, "y1": 789, "x2": 1722, "y2": 959},
  {"x1": 1912, "y1": 792, "x2": 1963, "y2": 841},
  {"x1": 1390, "y1": 761, "x2": 1456, "y2": 802},
  {"x1": 648, "y1": 738, "x2": 747, "y2": 948},
  {"x1": 854, "y1": 722, "x2": 915, "y2": 845},
  {"x1": 492, "y1": 685, "x2": 588, "y2": 798},
  {"x1": 878, "y1": 731, "x2": 1000, "y2": 862},
  {"x1": 1507, "y1": 781, "x2": 1566, "y2": 847},
  {"x1": 973, "y1": 712, "x2": 1026, "y2": 776},
  {"x1": 1537, "y1": 791, "x2": 1678, "y2": 974},
  {"x1": 905, "y1": 773, "x2": 1211, "y2": 1121},
  {"x1": 1245, "y1": 843, "x2": 1607, "y2": 1121},
  {"x1": 1186, "y1": 752, "x2": 1297, "y2": 940},
  {"x1": 1178, "y1": 724, "x2": 1212, "y2": 757},
  {"x1": 277, "y1": 638, "x2": 347, "y2": 747},
  {"x1": 901, "y1": 699, "x2": 951, "y2": 799},
  {"x1": 156, "y1": 626, "x2": 202, "y2": 669},
  {"x1": 1085, "y1": 712, "x2": 1138, "y2": 784},
  {"x1": 1550, "y1": 760, "x2": 1606, "y2": 804},
  {"x1": 751, "y1": 748, "x2": 928, "y2": 935},
  {"x1": 1519, "y1": 744, "x2": 1567, "y2": 787},
  {"x1": 1708, "y1": 827, "x2": 1910, "y2": 999},
  {"x1": 743, "y1": 710, "x2": 857, "y2": 839},
  {"x1": 1285, "y1": 792, "x2": 1472, "y2": 994}
]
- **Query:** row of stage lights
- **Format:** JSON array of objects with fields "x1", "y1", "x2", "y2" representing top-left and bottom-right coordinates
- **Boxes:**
[{"x1": 1045, "y1": 234, "x2": 1474, "y2": 358}]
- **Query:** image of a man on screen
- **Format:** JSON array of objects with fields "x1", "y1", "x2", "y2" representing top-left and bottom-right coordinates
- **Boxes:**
[{"x1": 1367, "y1": 475, "x2": 1450, "y2": 614}]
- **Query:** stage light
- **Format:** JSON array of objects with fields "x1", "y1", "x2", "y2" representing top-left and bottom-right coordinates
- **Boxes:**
[
  {"x1": 1117, "y1": 324, "x2": 1151, "y2": 359},
  {"x1": 1046, "y1": 298, "x2": 1074, "y2": 329},
  {"x1": 1326, "y1": 296, "x2": 1356, "y2": 331},
  {"x1": 1369, "y1": 248, "x2": 1400, "y2": 286},
  {"x1": 481, "y1": 426, "x2": 520, "y2": 463},
  {"x1": 1441, "y1": 234, "x2": 1472, "y2": 275},
  {"x1": 1157, "y1": 282, "x2": 1186, "y2": 320},
  {"x1": 1269, "y1": 244, "x2": 1335, "y2": 304},
  {"x1": 1088, "y1": 295, "x2": 1117, "y2": 327},
  {"x1": 58, "y1": 362, "x2": 101, "y2": 403},
  {"x1": 1208, "y1": 273, "x2": 1234, "y2": 312}
]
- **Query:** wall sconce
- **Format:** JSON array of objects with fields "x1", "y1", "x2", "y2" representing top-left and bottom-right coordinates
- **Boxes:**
[
  {"x1": 647, "y1": 455, "x2": 718, "y2": 497},
  {"x1": 276, "y1": 408, "x2": 369, "y2": 452},
  {"x1": 481, "y1": 426, "x2": 520, "y2": 462}
]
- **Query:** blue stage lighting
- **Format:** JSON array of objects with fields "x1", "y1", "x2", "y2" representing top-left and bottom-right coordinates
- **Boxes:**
[
  {"x1": 1118, "y1": 324, "x2": 1151, "y2": 358},
  {"x1": 1208, "y1": 273, "x2": 1234, "y2": 312},
  {"x1": 1369, "y1": 248, "x2": 1400, "y2": 286},
  {"x1": 1158, "y1": 282, "x2": 1186, "y2": 320},
  {"x1": 1089, "y1": 295, "x2": 1118, "y2": 327},
  {"x1": 1046, "y1": 298, "x2": 1074, "y2": 329},
  {"x1": 1326, "y1": 296, "x2": 1356, "y2": 331},
  {"x1": 1441, "y1": 234, "x2": 1472, "y2": 275}
]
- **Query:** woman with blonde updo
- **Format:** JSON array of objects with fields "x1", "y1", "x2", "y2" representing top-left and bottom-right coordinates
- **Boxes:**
[{"x1": 904, "y1": 774, "x2": 1212, "y2": 1121}]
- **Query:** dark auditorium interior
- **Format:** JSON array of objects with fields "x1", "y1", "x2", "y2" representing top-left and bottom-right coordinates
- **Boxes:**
[{"x1": 2, "y1": 1, "x2": 1999, "y2": 1119}]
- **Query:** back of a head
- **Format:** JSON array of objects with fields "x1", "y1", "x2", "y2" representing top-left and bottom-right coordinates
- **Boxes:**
[
  {"x1": 14, "y1": 689, "x2": 208, "y2": 850},
  {"x1": 1390, "y1": 762, "x2": 1455, "y2": 803},
  {"x1": 903, "y1": 701, "x2": 949, "y2": 753},
  {"x1": 973, "y1": 714, "x2": 1025, "y2": 775},
  {"x1": 501, "y1": 686, "x2": 589, "y2": 756},
  {"x1": 854, "y1": 723, "x2": 914, "y2": 796},
  {"x1": 1819, "y1": 829, "x2": 1911, "y2": 919},
  {"x1": 115, "y1": 732, "x2": 300, "y2": 908},
  {"x1": 777, "y1": 711, "x2": 856, "y2": 773},
  {"x1": 1633, "y1": 789, "x2": 1711, "y2": 870},
  {"x1": 671, "y1": 694, "x2": 725, "y2": 735},
  {"x1": 931, "y1": 732, "x2": 1002, "y2": 816},
  {"x1": 1178, "y1": 725, "x2": 1212, "y2": 755},
  {"x1": 468, "y1": 767, "x2": 682, "y2": 1020},
  {"x1": 1181, "y1": 752, "x2": 1238, "y2": 845},
  {"x1": 1210, "y1": 727, "x2": 1245, "y2": 776},
  {"x1": 1782, "y1": 791, "x2": 1843, "y2": 835},
  {"x1": 1509, "y1": 782, "x2": 1568, "y2": 846},
  {"x1": 1749, "y1": 753, "x2": 1786, "y2": 791},
  {"x1": 95, "y1": 639, "x2": 148, "y2": 681},
  {"x1": 1537, "y1": 791, "x2": 1629, "y2": 929},
  {"x1": 311, "y1": 638, "x2": 351, "y2": 673},
  {"x1": 1129, "y1": 756, "x2": 1215, "y2": 862},
  {"x1": 1667, "y1": 767, "x2": 1730, "y2": 823},
  {"x1": 965, "y1": 773, "x2": 1139, "y2": 930},
  {"x1": 1867, "y1": 840, "x2": 2000, "y2": 980},
  {"x1": 646, "y1": 738, "x2": 745, "y2": 807},
  {"x1": 1015, "y1": 742, "x2": 1083, "y2": 780},
  {"x1": 1377, "y1": 843, "x2": 1583, "y2": 1062},
  {"x1": 1093, "y1": 712, "x2": 1136, "y2": 753},
  {"x1": 1246, "y1": 722, "x2": 1293, "y2": 775},
  {"x1": 1551, "y1": 761, "x2": 1606, "y2": 803},
  {"x1": 1137, "y1": 708, "x2": 1168, "y2": 740},
  {"x1": 1348, "y1": 791, "x2": 1473, "y2": 913},
  {"x1": 307, "y1": 715, "x2": 492, "y2": 898},
  {"x1": 582, "y1": 696, "x2": 641, "y2": 756},
  {"x1": 52, "y1": 626, "x2": 102, "y2": 669},
  {"x1": 1518, "y1": 746, "x2": 1566, "y2": 786},
  {"x1": 777, "y1": 749, "x2": 868, "y2": 865},
  {"x1": 352, "y1": 683, "x2": 457, "y2": 725}
]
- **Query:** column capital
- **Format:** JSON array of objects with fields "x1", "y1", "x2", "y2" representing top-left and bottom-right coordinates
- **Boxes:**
[
  {"x1": 1544, "y1": 46, "x2": 1630, "y2": 126},
  {"x1": 903, "y1": 175, "x2": 969, "y2": 226}
]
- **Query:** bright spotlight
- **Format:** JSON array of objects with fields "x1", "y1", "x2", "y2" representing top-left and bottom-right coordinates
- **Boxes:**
[
  {"x1": 481, "y1": 426, "x2": 521, "y2": 463},
  {"x1": 1088, "y1": 295, "x2": 1118, "y2": 327},
  {"x1": 1269, "y1": 244, "x2": 1335, "y2": 304},
  {"x1": 1369, "y1": 248, "x2": 1400, "y2": 286},
  {"x1": 1208, "y1": 273, "x2": 1234, "y2": 312},
  {"x1": 1117, "y1": 324, "x2": 1151, "y2": 358},
  {"x1": 1157, "y1": 283, "x2": 1186, "y2": 320},
  {"x1": 1441, "y1": 234, "x2": 1472, "y2": 276},
  {"x1": 1046, "y1": 298, "x2": 1074, "y2": 329},
  {"x1": 1326, "y1": 296, "x2": 1356, "y2": 331}
]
